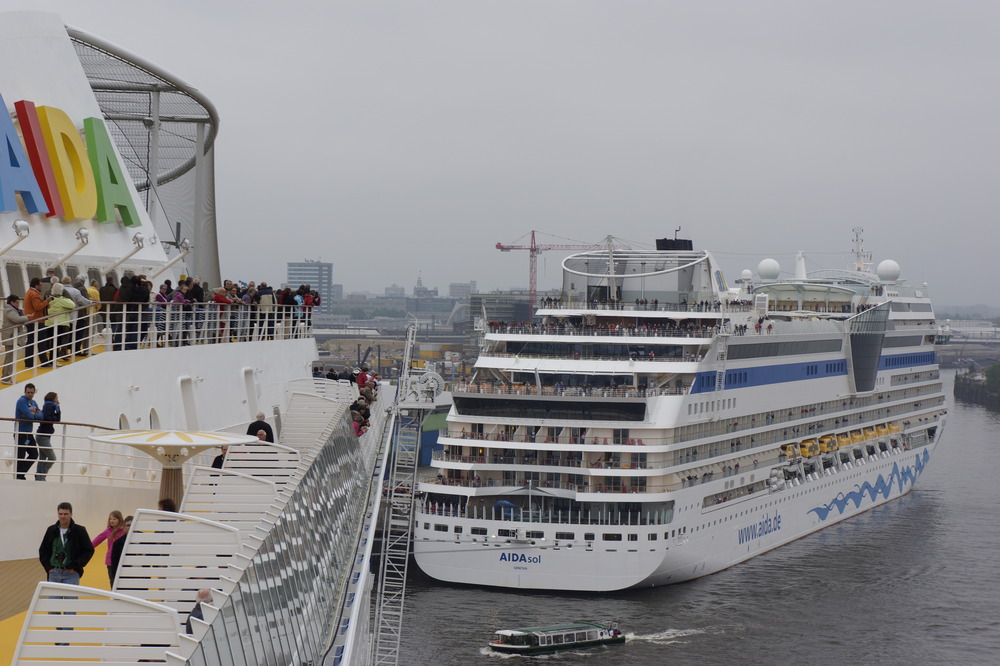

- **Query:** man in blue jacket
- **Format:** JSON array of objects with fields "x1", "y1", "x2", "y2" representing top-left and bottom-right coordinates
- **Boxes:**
[{"x1": 14, "y1": 382, "x2": 44, "y2": 480}]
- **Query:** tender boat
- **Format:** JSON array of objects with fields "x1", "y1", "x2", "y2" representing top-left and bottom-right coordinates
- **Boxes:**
[{"x1": 489, "y1": 621, "x2": 625, "y2": 655}]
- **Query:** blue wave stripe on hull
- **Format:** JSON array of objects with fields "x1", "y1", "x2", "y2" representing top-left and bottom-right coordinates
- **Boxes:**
[{"x1": 807, "y1": 450, "x2": 930, "y2": 521}]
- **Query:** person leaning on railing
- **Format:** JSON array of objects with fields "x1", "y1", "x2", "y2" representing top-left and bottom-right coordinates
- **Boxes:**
[
  {"x1": 24, "y1": 277, "x2": 50, "y2": 367},
  {"x1": 45, "y1": 283, "x2": 75, "y2": 366},
  {"x1": 2, "y1": 294, "x2": 29, "y2": 384}
]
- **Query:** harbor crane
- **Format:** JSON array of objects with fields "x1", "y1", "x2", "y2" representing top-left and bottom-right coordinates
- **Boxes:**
[{"x1": 496, "y1": 231, "x2": 626, "y2": 317}]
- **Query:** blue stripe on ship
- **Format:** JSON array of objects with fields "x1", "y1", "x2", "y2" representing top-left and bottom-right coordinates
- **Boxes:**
[
  {"x1": 690, "y1": 351, "x2": 936, "y2": 394},
  {"x1": 807, "y1": 449, "x2": 931, "y2": 521}
]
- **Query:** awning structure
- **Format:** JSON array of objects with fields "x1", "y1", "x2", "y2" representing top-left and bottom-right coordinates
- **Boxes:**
[{"x1": 90, "y1": 430, "x2": 259, "y2": 502}]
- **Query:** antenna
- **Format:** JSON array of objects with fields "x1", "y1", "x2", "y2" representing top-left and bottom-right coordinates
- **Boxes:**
[{"x1": 851, "y1": 226, "x2": 872, "y2": 272}]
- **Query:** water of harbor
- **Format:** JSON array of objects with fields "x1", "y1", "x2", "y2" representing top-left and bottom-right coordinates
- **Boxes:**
[{"x1": 399, "y1": 370, "x2": 1000, "y2": 665}]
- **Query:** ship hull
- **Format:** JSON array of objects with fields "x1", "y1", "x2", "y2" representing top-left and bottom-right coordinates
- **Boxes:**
[{"x1": 413, "y1": 441, "x2": 938, "y2": 591}]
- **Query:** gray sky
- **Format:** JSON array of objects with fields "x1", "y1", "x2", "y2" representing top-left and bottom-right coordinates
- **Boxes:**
[{"x1": 7, "y1": 0, "x2": 998, "y2": 305}]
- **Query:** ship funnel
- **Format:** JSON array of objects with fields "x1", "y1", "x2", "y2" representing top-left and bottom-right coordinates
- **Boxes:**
[{"x1": 795, "y1": 251, "x2": 807, "y2": 279}]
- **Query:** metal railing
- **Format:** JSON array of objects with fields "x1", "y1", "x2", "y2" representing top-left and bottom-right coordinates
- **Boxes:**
[
  {"x1": 487, "y1": 323, "x2": 720, "y2": 338},
  {"x1": 535, "y1": 300, "x2": 748, "y2": 313},
  {"x1": 1, "y1": 417, "x2": 215, "y2": 484},
  {"x1": 450, "y1": 383, "x2": 689, "y2": 397},
  {"x1": 417, "y1": 499, "x2": 674, "y2": 526},
  {"x1": 0, "y1": 301, "x2": 312, "y2": 385}
]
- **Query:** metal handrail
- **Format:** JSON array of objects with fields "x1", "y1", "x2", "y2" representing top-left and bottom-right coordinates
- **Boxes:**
[
  {"x1": 2, "y1": 418, "x2": 213, "y2": 484},
  {"x1": 0, "y1": 300, "x2": 313, "y2": 385}
]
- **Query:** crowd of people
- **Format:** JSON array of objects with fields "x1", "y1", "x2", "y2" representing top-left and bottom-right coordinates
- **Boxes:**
[
  {"x1": 1, "y1": 269, "x2": 323, "y2": 373},
  {"x1": 310, "y1": 364, "x2": 381, "y2": 436}
]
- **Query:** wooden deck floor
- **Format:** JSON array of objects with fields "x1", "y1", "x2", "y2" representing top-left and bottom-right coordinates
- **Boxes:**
[{"x1": 0, "y1": 545, "x2": 109, "y2": 664}]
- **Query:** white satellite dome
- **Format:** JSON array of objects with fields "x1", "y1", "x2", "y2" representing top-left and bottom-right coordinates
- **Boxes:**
[
  {"x1": 757, "y1": 258, "x2": 781, "y2": 280},
  {"x1": 741, "y1": 269, "x2": 753, "y2": 280},
  {"x1": 876, "y1": 259, "x2": 901, "y2": 282}
]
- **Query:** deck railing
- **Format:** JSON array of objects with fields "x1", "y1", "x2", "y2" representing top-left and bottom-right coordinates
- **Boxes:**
[
  {"x1": 416, "y1": 499, "x2": 674, "y2": 526},
  {"x1": 487, "y1": 323, "x2": 721, "y2": 338},
  {"x1": 450, "y1": 383, "x2": 689, "y2": 398},
  {"x1": 0, "y1": 417, "x2": 215, "y2": 484},
  {"x1": 0, "y1": 301, "x2": 312, "y2": 386}
]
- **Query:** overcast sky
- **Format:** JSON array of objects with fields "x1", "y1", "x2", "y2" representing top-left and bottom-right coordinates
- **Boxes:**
[{"x1": 7, "y1": 0, "x2": 998, "y2": 305}]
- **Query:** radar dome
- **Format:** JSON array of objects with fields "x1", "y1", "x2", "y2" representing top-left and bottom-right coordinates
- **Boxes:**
[
  {"x1": 876, "y1": 259, "x2": 901, "y2": 282},
  {"x1": 741, "y1": 269, "x2": 753, "y2": 280},
  {"x1": 757, "y1": 258, "x2": 781, "y2": 280}
]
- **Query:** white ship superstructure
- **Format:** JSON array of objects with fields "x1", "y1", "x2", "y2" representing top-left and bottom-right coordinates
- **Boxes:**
[
  {"x1": 0, "y1": 13, "x2": 382, "y2": 664},
  {"x1": 413, "y1": 233, "x2": 947, "y2": 590}
]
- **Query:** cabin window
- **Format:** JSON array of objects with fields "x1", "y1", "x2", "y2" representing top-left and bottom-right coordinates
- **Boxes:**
[
  {"x1": 648, "y1": 533, "x2": 657, "y2": 541},
  {"x1": 627, "y1": 534, "x2": 638, "y2": 541},
  {"x1": 525, "y1": 530, "x2": 544, "y2": 539},
  {"x1": 453, "y1": 526, "x2": 463, "y2": 534},
  {"x1": 471, "y1": 527, "x2": 487, "y2": 536},
  {"x1": 602, "y1": 533, "x2": 622, "y2": 541},
  {"x1": 584, "y1": 533, "x2": 595, "y2": 541},
  {"x1": 4, "y1": 263, "x2": 25, "y2": 298},
  {"x1": 87, "y1": 267, "x2": 103, "y2": 287},
  {"x1": 434, "y1": 524, "x2": 448, "y2": 532},
  {"x1": 555, "y1": 532, "x2": 575, "y2": 540},
  {"x1": 497, "y1": 529, "x2": 517, "y2": 538}
]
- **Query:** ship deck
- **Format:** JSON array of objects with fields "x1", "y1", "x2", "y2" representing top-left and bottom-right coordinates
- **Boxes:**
[{"x1": 0, "y1": 544, "x2": 111, "y2": 664}]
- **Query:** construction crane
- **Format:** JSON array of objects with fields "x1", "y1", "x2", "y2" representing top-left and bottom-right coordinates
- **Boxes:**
[{"x1": 496, "y1": 231, "x2": 619, "y2": 317}]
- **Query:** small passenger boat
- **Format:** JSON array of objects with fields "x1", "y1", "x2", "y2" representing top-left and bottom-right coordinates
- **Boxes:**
[{"x1": 488, "y1": 621, "x2": 624, "y2": 655}]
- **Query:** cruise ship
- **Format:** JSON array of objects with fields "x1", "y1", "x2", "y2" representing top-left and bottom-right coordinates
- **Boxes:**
[
  {"x1": 0, "y1": 12, "x2": 382, "y2": 664},
  {"x1": 414, "y1": 232, "x2": 947, "y2": 590}
]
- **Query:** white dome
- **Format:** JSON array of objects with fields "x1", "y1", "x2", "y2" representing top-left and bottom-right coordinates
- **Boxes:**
[
  {"x1": 741, "y1": 269, "x2": 753, "y2": 280},
  {"x1": 876, "y1": 259, "x2": 901, "y2": 282},
  {"x1": 757, "y1": 258, "x2": 781, "y2": 280}
]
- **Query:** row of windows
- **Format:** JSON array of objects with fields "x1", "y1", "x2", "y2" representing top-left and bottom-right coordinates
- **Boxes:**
[
  {"x1": 688, "y1": 397, "x2": 737, "y2": 416},
  {"x1": 889, "y1": 302, "x2": 933, "y2": 312},
  {"x1": 437, "y1": 525, "x2": 688, "y2": 540},
  {"x1": 883, "y1": 353, "x2": 935, "y2": 368},
  {"x1": 506, "y1": 341, "x2": 685, "y2": 359},
  {"x1": 726, "y1": 338, "x2": 842, "y2": 360},
  {"x1": 726, "y1": 371, "x2": 748, "y2": 386},
  {"x1": 2, "y1": 261, "x2": 109, "y2": 299},
  {"x1": 454, "y1": 397, "x2": 646, "y2": 422}
]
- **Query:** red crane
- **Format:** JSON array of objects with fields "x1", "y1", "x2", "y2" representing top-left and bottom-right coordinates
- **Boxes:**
[{"x1": 496, "y1": 231, "x2": 617, "y2": 317}]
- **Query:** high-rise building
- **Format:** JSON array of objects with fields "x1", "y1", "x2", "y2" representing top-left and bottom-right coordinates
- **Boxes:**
[
  {"x1": 287, "y1": 260, "x2": 333, "y2": 313},
  {"x1": 449, "y1": 281, "x2": 477, "y2": 299}
]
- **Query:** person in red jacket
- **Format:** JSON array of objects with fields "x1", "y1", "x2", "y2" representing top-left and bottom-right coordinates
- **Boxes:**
[{"x1": 210, "y1": 287, "x2": 232, "y2": 343}]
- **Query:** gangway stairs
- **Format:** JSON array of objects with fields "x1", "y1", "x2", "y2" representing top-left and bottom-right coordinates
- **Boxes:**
[
  {"x1": 372, "y1": 325, "x2": 442, "y2": 664},
  {"x1": 714, "y1": 333, "x2": 729, "y2": 395}
]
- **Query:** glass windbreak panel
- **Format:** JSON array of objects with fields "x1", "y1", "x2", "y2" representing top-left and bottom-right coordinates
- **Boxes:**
[
  {"x1": 848, "y1": 304, "x2": 890, "y2": 393},
  {"x1": 187, "y1": 416, "x2": 372, "y2": 666}
]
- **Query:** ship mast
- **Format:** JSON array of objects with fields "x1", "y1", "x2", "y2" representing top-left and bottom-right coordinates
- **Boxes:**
[{"x1": 852, "y1": 226, "x2": 873, "y2": 273}]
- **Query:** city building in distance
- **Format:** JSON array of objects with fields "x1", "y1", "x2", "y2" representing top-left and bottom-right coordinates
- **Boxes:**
[{"x1": 287, "y1": 259, "x2": 333, "y2": 314}]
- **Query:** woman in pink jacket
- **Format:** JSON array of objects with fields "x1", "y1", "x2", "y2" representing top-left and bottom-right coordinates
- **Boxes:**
[{"x1": 91, "y1": 510, "x2": 126, "y2": 584}]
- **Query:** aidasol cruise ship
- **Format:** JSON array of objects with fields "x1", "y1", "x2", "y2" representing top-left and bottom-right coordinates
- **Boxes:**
[{"x1": 413, "y1": 231, "x2": 947, "y2": 591}]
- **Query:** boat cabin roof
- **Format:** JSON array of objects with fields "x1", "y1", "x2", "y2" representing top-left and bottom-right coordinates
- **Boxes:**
[{"x1": 496, "y1": 621, "x2": 607, "y2": 636}]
